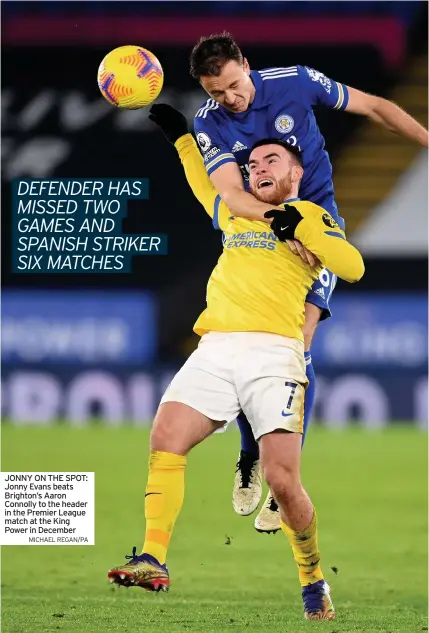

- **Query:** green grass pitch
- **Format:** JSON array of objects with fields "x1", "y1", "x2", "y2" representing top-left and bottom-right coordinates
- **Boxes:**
[{"x1": 1, "y1": 424, "x2": 427, "y2": 633}]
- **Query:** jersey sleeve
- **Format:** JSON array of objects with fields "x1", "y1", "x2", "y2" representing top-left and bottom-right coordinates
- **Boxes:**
[
  {"x1": 193, "y1": 110, "x2": 236, "y2": 177},
  {"x1": 297, "y1": 65, "x2": 349, "y2": 111},
  {"x1": 174, "y1": 133, "x2": 231, "y2": 231},
  {"x1": 294, "y1": 204, "x2": 364, "y2": 283}
]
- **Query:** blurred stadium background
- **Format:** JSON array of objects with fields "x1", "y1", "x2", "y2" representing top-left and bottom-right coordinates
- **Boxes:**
[
  {"x1": 2, "y1": 0, "x2": 427, "y2": 429},
  {"x1": 2, "y1": 3, "x2": 428, "y2": 632}
]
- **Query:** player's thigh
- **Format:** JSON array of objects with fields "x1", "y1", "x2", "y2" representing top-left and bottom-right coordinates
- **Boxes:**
[
  {"x1": 160, "y1": 333, "x2": 241, "y2": 436},
  {"x1": 236, "y1": 334, "x2": 307, "y2": 441},
  {"x1": 305, "y1": 267, "x2": 337, "y2": 348},
  {"x1": 151, "y1": 401, "x2": 223, "y2": 454}
]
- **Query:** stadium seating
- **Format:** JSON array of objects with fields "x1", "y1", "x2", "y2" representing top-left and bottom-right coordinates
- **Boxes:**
[{"x1": 334, "y1": 53, "x2": 428, "y2": 233}]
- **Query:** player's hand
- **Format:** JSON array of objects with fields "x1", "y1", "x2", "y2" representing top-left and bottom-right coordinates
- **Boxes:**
[
  {"x1": 285, "y1": 240, "x2": 319, "y2": 267},
  {"x1": 149, "y1": 103, "x2": 189, "y2": 144},
  {"x1": 264, "y1": 205, "x2": 304, "y2": 241},
  {"x1": 264, "y1": 206, "x2": 319, "y2": 267}
]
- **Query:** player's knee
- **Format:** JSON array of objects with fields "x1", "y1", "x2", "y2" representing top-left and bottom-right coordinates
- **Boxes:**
[
  {"x1": 263, "y1": 462, "x2": 298, "y2": 502},
  {"x1": 150, "y1": 401, "x2": 214, "y2": 455},
  {"x1": 150, "y1": 403, "x2": 184, "y2": 453},
  {"x1": 150, "y1": 414, "x2": 173, "y2": 452}
]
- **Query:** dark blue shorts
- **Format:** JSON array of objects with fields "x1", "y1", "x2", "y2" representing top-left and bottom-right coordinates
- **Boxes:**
[{"x1": 306, "y1": 268, "x2": 337, "y2": 321}]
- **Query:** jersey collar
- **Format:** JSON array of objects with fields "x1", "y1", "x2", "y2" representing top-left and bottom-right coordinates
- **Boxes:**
[{"x1": 283, "y1": 197, "x2": 300, "y2": 204}]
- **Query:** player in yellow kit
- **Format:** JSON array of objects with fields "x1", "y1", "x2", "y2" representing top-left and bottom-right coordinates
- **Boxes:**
[{"x1": 108, "y1": 105, "x2": 364, "y2": 621}]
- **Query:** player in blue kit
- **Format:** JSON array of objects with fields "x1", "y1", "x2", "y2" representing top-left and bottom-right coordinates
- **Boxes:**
[{"x1": 190, "y1": 33, "x2": 428, "y2": 533}]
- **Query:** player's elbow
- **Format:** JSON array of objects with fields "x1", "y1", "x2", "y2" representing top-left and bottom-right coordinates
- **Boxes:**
[
  {"x1": 221, "y1": 186, "x2": 244, "y2": 210},
  {"x1": 366, "y1": 94, "x2": 384, "y2": 116},
  {"x1": 346, "y1": 255, "x2": 365, "y2": 283}
]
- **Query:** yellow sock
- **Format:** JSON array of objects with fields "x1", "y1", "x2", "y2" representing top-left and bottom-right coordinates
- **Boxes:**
[
  {"x1": 281, "y1": 509, "x2": 324, "y2": 587},
  {"x1": 142, "y1": 450, "x2": 186, "y2": 565}
]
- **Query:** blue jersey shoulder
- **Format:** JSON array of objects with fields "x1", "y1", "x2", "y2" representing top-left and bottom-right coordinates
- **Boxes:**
[
  {"x1": 254, "y1": 66, "x2": 303, "y2": 113},
  {"x1": 194, "y1": 98, "x2": 224, "y2": 124},
  {"x1": 257, "y1": 65, "x2": 300, "y2": 100}
]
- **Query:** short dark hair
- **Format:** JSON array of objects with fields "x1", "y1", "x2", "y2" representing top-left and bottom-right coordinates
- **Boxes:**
[
  {"x1": 190, "y1": 32, "x2": 243, "y2": 80},
  {"x1": 250, "y1": 138, "x2": 304, "y2": 167}
]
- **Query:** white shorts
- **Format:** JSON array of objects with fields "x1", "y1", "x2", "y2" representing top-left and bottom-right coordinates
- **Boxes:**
[{"x1": 160, "y1": 332, "x2": 307, "y2": 440}]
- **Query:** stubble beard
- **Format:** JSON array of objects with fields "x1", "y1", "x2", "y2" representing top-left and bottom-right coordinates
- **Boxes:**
[{"x1": 252, "y1": 174, "x2": 294, "y2": 206}]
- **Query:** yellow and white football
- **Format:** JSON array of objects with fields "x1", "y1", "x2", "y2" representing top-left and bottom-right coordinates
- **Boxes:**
[{"x1": 97, "y1": 45, "x2": 164, "y2": 109}]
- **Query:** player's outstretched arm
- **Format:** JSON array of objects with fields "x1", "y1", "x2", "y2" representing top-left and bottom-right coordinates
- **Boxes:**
[
  {"x1": 174, "y1": 134, "x2": 231, "y2": 229},
  {"x1": 209, "y1": 162, "x2": 277, "y2": 221},
  {"x1": 297, "y1": 65, "x2": 428, "y2": 148},
  {"x1": 149, "y1": 104, "x2": 231, "y2": 228},
  {"x1": 345, "y1": 87, "x2": 428, "y2": 148},
  {"x1": 265, "y1": 206, "x2": 364, "y2": 283}
]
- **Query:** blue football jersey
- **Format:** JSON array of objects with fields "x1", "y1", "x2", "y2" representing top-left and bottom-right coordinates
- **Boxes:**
[{"x1": 194, "y1": 65, "x2": 349, "y2": 222}]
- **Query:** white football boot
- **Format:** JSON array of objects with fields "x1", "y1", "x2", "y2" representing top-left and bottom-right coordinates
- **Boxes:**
[
  {"x1": 232, "y1": 451, "x2": 262, "y2": 516},
  {"x1": 254, "y1": 491, "x2": 281, "y2": 534}
]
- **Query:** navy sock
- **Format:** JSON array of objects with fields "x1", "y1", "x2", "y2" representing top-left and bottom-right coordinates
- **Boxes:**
[
  {"x1": 236, "y1": 412, "x2": 259, "y2": 457},
  {"x1": 302, "y1": 351, "x2": 316, "y2": 447}
]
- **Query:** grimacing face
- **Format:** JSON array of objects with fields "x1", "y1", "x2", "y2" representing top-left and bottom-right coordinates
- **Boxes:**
[
  {"x1": 199, "y1": 59, "x2": 255, "y2": 113},
  {"x1": 248, "y1": 144, "x2": 303, "y2": 205}
]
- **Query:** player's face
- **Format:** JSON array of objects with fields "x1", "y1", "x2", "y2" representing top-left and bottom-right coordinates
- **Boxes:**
[
  {"x1": 199, "y1": 59, "x2": 254, "y2": 113},
  {"x1": 248, "y1": 145, "x2": 303, "y2": 205}
]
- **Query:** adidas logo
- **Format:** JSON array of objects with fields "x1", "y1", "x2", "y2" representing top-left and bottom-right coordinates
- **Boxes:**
[
  {"x1": 315, "y1": 287, "x2": 325, "y2": 298},
  {"x1": 232, "y1": 141, "x2": 247, "y2": 152}
]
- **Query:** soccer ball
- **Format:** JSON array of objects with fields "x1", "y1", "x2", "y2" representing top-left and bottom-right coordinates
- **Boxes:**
[{"x1": 97, "y1": 45, "x2": 164, "y2": 109}]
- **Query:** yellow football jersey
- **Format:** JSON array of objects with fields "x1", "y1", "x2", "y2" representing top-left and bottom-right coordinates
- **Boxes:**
[{"x1": 175, "y1": 134, "x2": 364, "y2": 342}]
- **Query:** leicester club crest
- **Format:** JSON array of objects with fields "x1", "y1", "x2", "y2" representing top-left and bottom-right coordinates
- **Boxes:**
[{"x1": 275, "y1": 114, "x2": 294, "y2": 134}]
